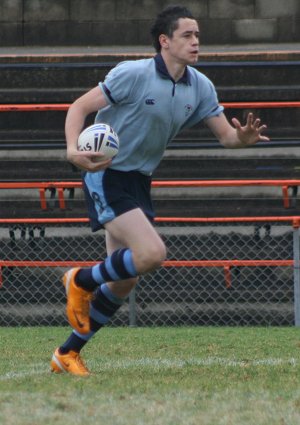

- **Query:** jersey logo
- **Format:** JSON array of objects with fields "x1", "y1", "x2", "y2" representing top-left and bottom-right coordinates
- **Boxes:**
[
  {"x1": 145, "y1": 98, "x2": 155, "y2": 105},
  {"x1": 185, "y1": 104, "x2": 193, "y2": 116}
]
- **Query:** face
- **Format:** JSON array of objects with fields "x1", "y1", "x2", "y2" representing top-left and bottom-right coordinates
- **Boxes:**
[{"x1": 160, "y1": 18, "x2": 200, "y2": 65}]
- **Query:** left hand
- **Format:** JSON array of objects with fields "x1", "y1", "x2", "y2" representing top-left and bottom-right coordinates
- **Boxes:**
[{"x1": 232, "y1": 112, "x2": 270, "y2": 147}]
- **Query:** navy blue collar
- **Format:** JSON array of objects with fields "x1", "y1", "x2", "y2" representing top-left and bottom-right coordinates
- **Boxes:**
[{"x1": 154, "y1": 53, "x2": 191, "y2": 85}]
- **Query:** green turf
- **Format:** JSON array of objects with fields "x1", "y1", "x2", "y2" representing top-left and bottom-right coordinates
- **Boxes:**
[{"x1": 0, "y1": 326, "x2": 300, "y2": 424}]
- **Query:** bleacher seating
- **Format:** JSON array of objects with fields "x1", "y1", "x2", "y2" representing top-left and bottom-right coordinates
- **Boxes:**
[
  {"x1": 0, "y1": 53, "x2": 300, "y2": 146},
  {"x1": 1, "y1": 48, "x2": 300, "y2": 326},
  {"x1": 1, "y1": 49, "x2": 300, "y2": 219}
]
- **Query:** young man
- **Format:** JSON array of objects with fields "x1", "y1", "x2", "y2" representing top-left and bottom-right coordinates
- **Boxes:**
[{"x1": 50, "y1": 5, "x2": 269, "y2": 376}]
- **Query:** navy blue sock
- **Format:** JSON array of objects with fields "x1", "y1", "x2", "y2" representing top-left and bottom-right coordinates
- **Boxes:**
[
  {"x1": 90, "y1": 283, "x2": 124, "y2": 329},
  {"x1": 59, "y1": 331, "x2": 97, "y2": 354},
  {"x1": 76, "y1": 248, "x2": 137, "y2": 290}
]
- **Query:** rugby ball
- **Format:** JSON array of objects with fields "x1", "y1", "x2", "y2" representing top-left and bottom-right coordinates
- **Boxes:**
[{"x1": 77, "y1": 123, "x2": 119, "y2": 161}]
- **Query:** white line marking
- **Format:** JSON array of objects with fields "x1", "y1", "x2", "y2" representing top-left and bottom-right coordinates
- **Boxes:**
[
  {"x1": 0, "y1": 357, "x2": 297, "y2": 381},
  {"x1": 94, "y1": 357, "x2": 299, "y2": 371},
  {"x1": 0, "y1": 363, "x2": 48, "y2": 381}
]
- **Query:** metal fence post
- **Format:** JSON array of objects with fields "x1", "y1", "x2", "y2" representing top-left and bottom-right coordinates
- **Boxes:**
[
  {"x1": 128, "y1": 287, "x2": 137, "y2": 327},
  {"x1": 293, "y1": 223, "x2": 300, "y2": 326}
]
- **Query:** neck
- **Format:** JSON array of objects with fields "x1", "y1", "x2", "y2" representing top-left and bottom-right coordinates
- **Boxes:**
[{"x1": 160, "y1": 52, "x2": 186, "y2": 82}]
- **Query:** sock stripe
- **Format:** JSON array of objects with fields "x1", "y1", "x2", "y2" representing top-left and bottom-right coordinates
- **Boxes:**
[
  {"x1": 123, "y1": 249, "x2": 137, "y2": 276},
  {"x1": 92, "y1": 285, "x2": 124, "y2": 316},
  {"x1": 92, "y1": 295, "x2": 118, "y2": 317},
  {"x1": 101, "y1": 283, "x2": 124, "y2": 305},
  {"x1": 98, "y1": 265, "x2": 112, "y2": 283},
  {"x1": 104, "y1": 256, "x2": 121, "y2": 281},
  {"x1": 111, "y1": 249, "x2": 128, "y2": 280},
  {"x1": 87, "y1": 248, "x2": 138, "y2": 287},
  {"x1": 73, "y1": 329, "x2": 95, "y2": 341},
  {"x1": 91, "y1": 264, "x2": 105, "y2": 284},
  {"x1": 90, "y1": 304, "x2": 111, "y2": 325}
]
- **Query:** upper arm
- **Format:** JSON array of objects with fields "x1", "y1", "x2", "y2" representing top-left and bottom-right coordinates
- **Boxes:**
[{"x1": 72, "y1": 85, "x2": 109, "y2": 115}]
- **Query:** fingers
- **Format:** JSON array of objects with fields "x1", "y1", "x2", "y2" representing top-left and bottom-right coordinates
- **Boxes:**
[
  {"x1": 235, "y1": 113, "x2": 268, "y2": 133},
  {"x1": 246, "y1": 112, "x2": 260, "y2": 128},
  {"x1": 75, "y1": 150, "x2": 107, "y2": 160},
  {"x1": 259, "y1": 135, "x2": 270, "y2": 142},
  {"x1": 246, "y1": 113, "x2": 268, "y2": 131},
  {"x1": 250, "y1": 116, "x2": 269, "y2": 141},
  {"x1": 257, "y1": 124, "x2": 268, "y2": 133},
  {"x1": 253, "y1": 118, "x2": 265, "y2": 131},
  {"x1": 69, "y1": 151, "x2": 112, "y2": 171},
  {"x1": 86, "y1": 156, "x2": 112, "y2": 169},
  {"x1": 231, "y1": 117, "x2": 241, "y2": 128},
  {"x1": 246, "y1": 112, "x2": 254, "y2": 126},
  {"x1": 252, "y1": 118, "x2": 268, "y2": 136},
  {"x1": 232, "y1": 112, "x2": 269, "y2": 145}
]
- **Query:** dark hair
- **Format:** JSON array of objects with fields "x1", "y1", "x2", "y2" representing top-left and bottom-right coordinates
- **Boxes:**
[{"x1": 150, "y1": 5, "x2": 196, "y2": 52}]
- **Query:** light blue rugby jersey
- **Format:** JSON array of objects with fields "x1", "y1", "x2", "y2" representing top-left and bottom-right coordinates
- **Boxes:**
[{"x1": 95, "y1": 54, "x2": 224, "y2": 175}]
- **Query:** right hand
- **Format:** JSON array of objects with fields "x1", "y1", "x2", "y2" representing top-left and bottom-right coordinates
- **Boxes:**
[{"x1": 67, "y1": 149, "x2": 112, "y2": 172}]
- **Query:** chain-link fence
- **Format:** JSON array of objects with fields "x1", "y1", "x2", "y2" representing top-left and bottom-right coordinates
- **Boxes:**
[{"x1": 0, "y1": 219, "x2": 299, "y2": 327}]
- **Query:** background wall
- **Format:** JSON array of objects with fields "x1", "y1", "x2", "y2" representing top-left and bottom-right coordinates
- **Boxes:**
[{"x1": 1, "y1": 0, "x2": 300, "y2": 46}]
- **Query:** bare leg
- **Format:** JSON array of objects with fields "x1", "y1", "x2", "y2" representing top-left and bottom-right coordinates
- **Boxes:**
[
  {"x1": 104, "y1": 208, "x2": 166, "y2": 297},
  {"x1": 104, "y1": 208, "x2": 167, "y2": 275}
]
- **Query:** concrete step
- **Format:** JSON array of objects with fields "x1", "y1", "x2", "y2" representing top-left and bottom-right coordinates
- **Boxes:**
[
  {"x1": 0, "y1": 59, "x2": 298, "y2": 101},
  {"x1": 0, "y1": 103, "x2": 298, "y2": 148},
  {"x1": 0, "y1": 51, "x2": 299, "y2": 145}
]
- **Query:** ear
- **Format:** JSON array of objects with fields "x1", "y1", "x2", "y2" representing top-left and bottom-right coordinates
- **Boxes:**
[{"x1": 159, "y1": 34, "x2": 169, "y2": 49}]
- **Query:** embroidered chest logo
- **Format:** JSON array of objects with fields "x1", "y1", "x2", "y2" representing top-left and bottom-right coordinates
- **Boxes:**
[
  {"x1": 145, "y1": 98, "x2": 156, "y2": 105},
  {"x1": 185, "y1": 104, "x2": 193, "y2": 116}
]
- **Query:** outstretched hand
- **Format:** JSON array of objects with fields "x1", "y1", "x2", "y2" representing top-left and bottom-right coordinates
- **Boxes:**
[{"x1": 232, "y1": 112, "x2": 270, "y2": 146}]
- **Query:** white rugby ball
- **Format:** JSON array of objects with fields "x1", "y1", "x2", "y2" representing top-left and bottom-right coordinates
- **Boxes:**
[{"x1": 77, "y1": 123, "x2": 119, "y2": 161}]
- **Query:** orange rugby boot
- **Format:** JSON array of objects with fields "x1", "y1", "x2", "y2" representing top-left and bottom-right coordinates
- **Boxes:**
[
  {"x1": 62, "y1": 267, "x2": 93, "y2": 334},
  {"x1": 50, "y1": 348, "x2": 90, "y2": 376}
]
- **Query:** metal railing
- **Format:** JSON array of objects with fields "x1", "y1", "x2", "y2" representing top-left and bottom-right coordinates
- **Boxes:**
[
  {"x1": 1, "y1": 216, "x2": 300, "y2": 327},
  {"x1": 1, "y1": 179, "x2": 299, "y2": 210},
  {"x1": 1, "y1": 101, "x2": 299, "y2": 150},
  {"x1": 0, "y1": 101, "x2": 299, "y2": 112}
]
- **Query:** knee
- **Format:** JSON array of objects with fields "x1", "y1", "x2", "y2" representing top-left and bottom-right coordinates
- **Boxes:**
[
  {"x1": 148, "y1": 242, "x2": 167, "y2": 269},
  {"x1": 134, "y1": 240, "x2": 167, "y2": 273},
  {"x1": 156, "y1": 241, "x2": 167, "y2": 266}
]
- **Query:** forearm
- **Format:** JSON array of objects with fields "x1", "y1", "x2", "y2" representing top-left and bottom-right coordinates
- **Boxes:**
[
  {"x1": 205, "y1": 114, "x2": 244, "y2": 149},
  {"x1": 218, "y1": 126, "x2": 245, "y2": 149}
]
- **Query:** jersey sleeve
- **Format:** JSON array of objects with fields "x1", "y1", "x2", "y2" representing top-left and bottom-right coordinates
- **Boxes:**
[{"x1": 99, "y1": 61, "x2": 138, "y2": 105}]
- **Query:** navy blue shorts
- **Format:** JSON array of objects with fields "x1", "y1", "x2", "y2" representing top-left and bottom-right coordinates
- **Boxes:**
[{"x1": 82, "y1": 168, "x2": 155, "y2": 232}]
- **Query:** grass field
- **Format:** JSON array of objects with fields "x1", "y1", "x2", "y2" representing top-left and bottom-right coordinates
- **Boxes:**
[{"x1": 0, "y1": 326, "x2": 300, "y2": 424}]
